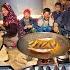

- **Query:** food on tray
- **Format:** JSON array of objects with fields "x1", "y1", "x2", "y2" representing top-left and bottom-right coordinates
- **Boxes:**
[{"x1": 28, "y1": 38, "x2": 61, "y2": 53}]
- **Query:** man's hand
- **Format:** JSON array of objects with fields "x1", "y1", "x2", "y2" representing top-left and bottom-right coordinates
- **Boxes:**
[
  {"x1": 24, "y1": 26, "x2": 28, "y2": 29},
  {"x1": 27, "y1": 25, "x2": 32, "y2": 28},
  {"x1": 24, "y1": 25, "x2": 32, "y2": 29}
]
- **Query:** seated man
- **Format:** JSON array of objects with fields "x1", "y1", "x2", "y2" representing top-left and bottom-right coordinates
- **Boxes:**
[
  {"x1": 36, "y1": 8, "x2": 59, "y2": 33},
  {"x1": 18, "y1": 9, "x2": 37, "y2": 38}
]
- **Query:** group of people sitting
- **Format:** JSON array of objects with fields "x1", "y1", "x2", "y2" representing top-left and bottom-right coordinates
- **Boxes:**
[
  {"x1": 1, "y1": 1, "x2": 70, "y2": 48},
  {"x1": 0, "y1": 0, "x2": 70, "y2": 68}
]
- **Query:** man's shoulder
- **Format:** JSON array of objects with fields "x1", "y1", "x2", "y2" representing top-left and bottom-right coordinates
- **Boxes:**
[
  {"x1": 38, "y1": 16, "x2": 44, "y2": 21},
  {"x1": 29, "y1": 17, "x2": 34, "y2": 21},
  {"x1": 37, "y1": 16, "x2": 44, "y2": 26},
  {"x1": 19, "y1": 17, "x2": 24, "y2": 21},
  {"x1": 19, "y1": 18, "x2": 24, "y2": 23}
]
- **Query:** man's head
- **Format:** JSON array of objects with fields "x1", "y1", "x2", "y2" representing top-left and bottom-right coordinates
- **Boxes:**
[
  {"x1": 43, "y1": 8, "x2": 51, "y2": 20},
  {"x1": 23, "y1": 9, "x2": 31, "y2": 19},
  {"x1": 55, "y1": 2, "x2": 62, "y2": 12}
]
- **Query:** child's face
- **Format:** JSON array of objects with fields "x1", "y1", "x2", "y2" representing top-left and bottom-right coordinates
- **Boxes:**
[
  {"x1": 43, "y1": 12, "x2": 50, "y2": 19},
  {"x1": 55, "y1": 5, "x2": 61, "y2": 12}
]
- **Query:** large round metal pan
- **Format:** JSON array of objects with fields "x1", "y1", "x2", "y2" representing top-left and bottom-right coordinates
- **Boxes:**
[{"x1": 17, "y1": 32, "x2": 70, "y2": 59}]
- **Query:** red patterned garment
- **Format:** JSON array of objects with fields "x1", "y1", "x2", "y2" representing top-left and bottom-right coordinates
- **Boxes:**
[
  {"x1": 2, "y1": 3, "x2": 18, "y2": 25},
  {"x1": 2, "y1": 3, "x2": 18, "y2": 48}
]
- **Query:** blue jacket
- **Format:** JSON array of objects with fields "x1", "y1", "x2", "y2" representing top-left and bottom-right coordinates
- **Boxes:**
[{"x1": 36, "y1": 26, "x2": 52, "y2": 32}]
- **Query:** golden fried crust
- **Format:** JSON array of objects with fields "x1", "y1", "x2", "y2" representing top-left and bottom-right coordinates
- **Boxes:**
[
  {"x1": 28, "y1": 40, "x2": 38, "y2": 48},
  {"x1": 28, "y1": 38, "x2": 56, "y2": 49}
]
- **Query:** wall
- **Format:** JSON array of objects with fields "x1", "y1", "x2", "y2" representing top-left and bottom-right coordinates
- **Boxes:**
[
  {"x1": 43, "y1": 0, "x2": 58, "y2": 12},
  {"x1": 0, "y1": 0, "x2": 58, "y2": 19},
  {"x1": 0, "y1": 0, "x2": 43, "y2": 19}
]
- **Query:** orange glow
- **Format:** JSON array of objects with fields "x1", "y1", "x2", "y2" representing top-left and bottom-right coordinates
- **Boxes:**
[{"x1": 17, "y1": 14, "x2": 41, "y2": 20}]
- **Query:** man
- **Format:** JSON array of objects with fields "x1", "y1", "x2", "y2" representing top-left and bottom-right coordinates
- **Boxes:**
[
  {"x1": 18, "y1": 9, "x2": 37, "y2": 38},
  {"x1": 59, "y1": 7, "x2": 70, "y2": 38},
  {"x1": 52, "y1": 2, "x2": 63, "y2": 24},
  {"x1": 37, "y1": 8, "x2": 59, "y2": 33}
]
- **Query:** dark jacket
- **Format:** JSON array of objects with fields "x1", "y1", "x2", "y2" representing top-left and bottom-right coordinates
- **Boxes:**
[
  {"x1": 52, "y1": 11, "x2": 63, "y2": 24},
  {"x1": 18, "y1": 17, "x2": 37, "y2": 38},
  {"x1": 52, "y1": 11, "x2": 62, "y2": 20},
  {"x1": 59, "y1": 9, "x2": 70, "y2": 36}
]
